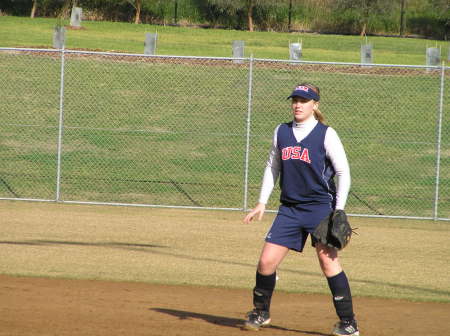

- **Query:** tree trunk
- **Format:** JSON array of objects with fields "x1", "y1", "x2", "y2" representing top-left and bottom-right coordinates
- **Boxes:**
[
  {"x1": 399, "y1": 0, "x2": 406, "y2": 37},
  {"x1": 288, "y1": 0, "x2": 292, "y2": 32},
  {"x1": 30, "y1": 0, "x2": 37, "y2": 18},
  {"x1": 360, "y1": 0, "x2": 368, "y2": 36},
  {"x1": 174, "y1": 0, "x2": 178, "y2": 24},
  {"x1": 247, "y1": 0, "x2": 254, "y2": 32},
  {"x1": 135, "y1": 0, "x2": 142, "y2": 24}
]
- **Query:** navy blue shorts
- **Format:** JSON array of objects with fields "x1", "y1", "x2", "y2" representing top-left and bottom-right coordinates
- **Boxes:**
[{"x1": 265, "y1": 203, "x2": 333, "y2": 252}]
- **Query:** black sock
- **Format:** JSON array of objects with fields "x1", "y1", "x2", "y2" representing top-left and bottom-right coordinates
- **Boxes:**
[
  {"x1": 326, "y1": 271, "x2": 355, "y2": 321},
  {"x1": 253, "y1": 271, "x2": 276, "y2": 311}
]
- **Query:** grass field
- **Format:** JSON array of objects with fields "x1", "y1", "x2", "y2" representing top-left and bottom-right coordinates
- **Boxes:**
[
  {"x1": 0, "y1": 16, "x2": 449, "y2": 65},
  {"x1": 1, "y1": 16, "x2": 449, "y2": 219},
  {"x1": 1, "y1": 201, "x2": 449, "y2": 303},
  {"x1": 0, "y1": 49, "x2": 449, "y2": 218}
]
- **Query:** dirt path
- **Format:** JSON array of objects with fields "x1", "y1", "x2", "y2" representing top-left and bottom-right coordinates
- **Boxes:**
[{"x1": 0, "y1": 275, "x2": 448, "y2": 336}]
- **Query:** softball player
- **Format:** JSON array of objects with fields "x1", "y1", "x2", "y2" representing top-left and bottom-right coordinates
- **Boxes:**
[{"x1": 243, "y1": 83, "x2": 359, "y2": 335}]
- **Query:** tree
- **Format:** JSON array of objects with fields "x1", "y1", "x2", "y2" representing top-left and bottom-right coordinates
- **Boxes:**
[
  {"x1": 334, "y1": 0, "x2": 393, "y2": 35},
  {"x1": 207, "y1": 0, "x2": 276, "y2": 31},
  {"x1": 30, "y1": 0, "x2": 37, "y2": 18},
  {"x1": 126, "y1": 0, "x2": 143, "y2": 24}
]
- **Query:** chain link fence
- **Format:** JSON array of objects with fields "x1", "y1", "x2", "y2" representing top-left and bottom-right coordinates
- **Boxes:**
[{"x1": 0, "y1": 48, "x2": 448, "y2": 220}]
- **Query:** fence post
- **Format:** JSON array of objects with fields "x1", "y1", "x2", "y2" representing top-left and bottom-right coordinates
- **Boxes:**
[
  {"x1": 55, "y1": 47, "x2": 66, "y2": 202},
  {"x1": 433, "y1": 62, "x2": 445, "y2": 220},
  {"x1": 243, "y1": 55, "x2": 254, "y2": 211}
]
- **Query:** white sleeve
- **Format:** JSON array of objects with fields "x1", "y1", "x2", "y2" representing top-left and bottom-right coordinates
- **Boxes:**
[
  {"x1": 258, "y1": 125, "x2": 281, "y2": 204},
  {"x1": 325, "y1": 127, "x2": 351, "y2": 210}
]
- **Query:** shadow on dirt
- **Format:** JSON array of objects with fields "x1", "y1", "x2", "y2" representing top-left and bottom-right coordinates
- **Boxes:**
[
  {"x1": 151, "y1": 308, "x2": 329, "y2": 335},
  {"x1": 0, "y1": 240, "x2": 166, "y2": 249},
  {"x1": 2, "y1": 239, "x2": 448, "y2": 298}
]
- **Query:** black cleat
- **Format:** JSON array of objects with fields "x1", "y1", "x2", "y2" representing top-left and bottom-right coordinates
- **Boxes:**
[
  {"x1": 244, "y1": 309, "x2": 271, "y2": 331},
  {"x1": 332, "y1": 319, "x2": 360, "y2": 336}
]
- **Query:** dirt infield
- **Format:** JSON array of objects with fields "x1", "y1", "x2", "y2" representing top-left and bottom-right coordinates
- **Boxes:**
[
  {"x1": 1, "y1": 201, "x2": 449, "y2": 335},
  {"x1": 1, "y1": 275, "x2": 448, "y2": 336}
]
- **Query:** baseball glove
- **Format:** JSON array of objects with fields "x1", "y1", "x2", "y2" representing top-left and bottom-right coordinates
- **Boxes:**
[
  {"x1": 312, "y1": 210, "x2": 354, "y2": 250},
  {"x1": 330, "y1": 210, "x2": 353, "y2": 250}
]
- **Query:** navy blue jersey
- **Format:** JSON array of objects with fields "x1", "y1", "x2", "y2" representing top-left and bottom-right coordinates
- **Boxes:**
[{"x1": 277, "y1": 122, "x2": 336, "y2": 205}]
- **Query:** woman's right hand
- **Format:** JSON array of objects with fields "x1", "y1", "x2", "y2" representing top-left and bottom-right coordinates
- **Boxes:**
[{"x1": 243, "y1": 203, "x2": 266, "y2": 224}]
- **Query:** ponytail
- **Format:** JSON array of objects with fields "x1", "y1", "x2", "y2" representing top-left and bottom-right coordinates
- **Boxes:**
[{"x1": 313, "y1": 107, "x2": 326, "y2": 124}]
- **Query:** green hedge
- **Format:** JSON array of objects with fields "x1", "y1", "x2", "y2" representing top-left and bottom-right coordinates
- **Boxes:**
[{"x1": 0, "y1": 0, "x2": 447, "y2": 39}]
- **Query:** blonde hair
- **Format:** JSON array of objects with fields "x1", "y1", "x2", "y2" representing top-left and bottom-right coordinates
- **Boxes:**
[{"x1": 298, "y1": 83, "x2": 325, "y2": 124}]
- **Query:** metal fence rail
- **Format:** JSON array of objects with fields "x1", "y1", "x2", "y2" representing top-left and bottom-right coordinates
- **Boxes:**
[{"x1": 0, "y1": 47, "x2": 448, "y2": 220}]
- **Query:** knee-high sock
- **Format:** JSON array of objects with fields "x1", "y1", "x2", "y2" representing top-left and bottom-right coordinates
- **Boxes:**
[
  {"x1": 326, "y1": 271, "x2": 355, "y2": 321},
  {"x1": 253, "y1": 271, "x2": 276, "y2": 311}
]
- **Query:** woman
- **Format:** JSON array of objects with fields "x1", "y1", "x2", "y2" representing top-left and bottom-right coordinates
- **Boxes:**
[{"x1": 243, "y1": 83, "x2": 359, "y2": 336}]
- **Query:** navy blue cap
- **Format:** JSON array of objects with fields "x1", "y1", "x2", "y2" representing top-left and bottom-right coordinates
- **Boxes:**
[{"x1": 287, "y1": 85, "x2": 320, "y2": 101}]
